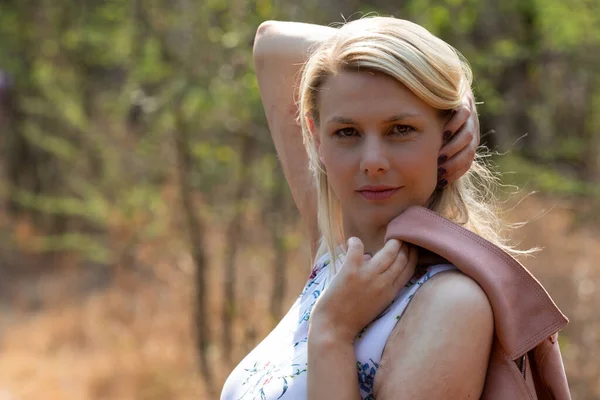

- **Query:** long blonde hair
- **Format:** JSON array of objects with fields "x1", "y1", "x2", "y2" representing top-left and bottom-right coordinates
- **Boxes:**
[{"x1": 298, "y1": 16, "x2": 521, "y2": 269}]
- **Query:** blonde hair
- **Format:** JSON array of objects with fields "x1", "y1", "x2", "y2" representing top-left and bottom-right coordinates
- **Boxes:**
[{"x1": 298, "y1": 16, "x2": 523, "y2": 269}]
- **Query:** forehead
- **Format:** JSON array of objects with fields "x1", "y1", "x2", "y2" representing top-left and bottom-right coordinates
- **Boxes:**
[{"x1": 318, "y1": 70, "x2": 438, "y2": 124}]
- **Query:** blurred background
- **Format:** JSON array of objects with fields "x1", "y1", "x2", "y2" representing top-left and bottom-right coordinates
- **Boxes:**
[{"x1": 0, "y1": 0, "x2": 598, "y2": 399}]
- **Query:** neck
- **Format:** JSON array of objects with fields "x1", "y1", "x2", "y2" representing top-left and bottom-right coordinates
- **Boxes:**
[{"x1": 342, "y1": 215, "x2": 388, "y2": 256}]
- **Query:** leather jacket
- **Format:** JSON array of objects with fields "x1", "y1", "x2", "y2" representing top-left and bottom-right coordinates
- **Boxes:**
[{"x1": 385, "y1": 206, "x2": 571, "y2": 400}]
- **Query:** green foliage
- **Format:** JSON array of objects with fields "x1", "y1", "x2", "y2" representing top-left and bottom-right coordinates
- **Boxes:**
[
  {"x1": 0, "y1": 0, "x2": 599, "y2": 266},
  {"x1": 0, "y1": 2, "x2": 598, "y2": 398},
  {"x1": 28, "y1": 233, "x2": 112, "y2": 263},
  {"x1": 498, "y1": 154, "x2": 600, "y2": 198},
  {"x1": 535, "y1": 0, "x2": 600, "y2": 49}
]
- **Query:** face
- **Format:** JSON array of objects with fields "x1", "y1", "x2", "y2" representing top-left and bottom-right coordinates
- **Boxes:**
[{"x1": 313, "y1": 70, "x2": 446, "y2": 232}]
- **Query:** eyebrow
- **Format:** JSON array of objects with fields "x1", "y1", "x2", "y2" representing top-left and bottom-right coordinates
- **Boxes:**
[{"x1": 327, "y1": 113, "x2": 421, "y2": 125}]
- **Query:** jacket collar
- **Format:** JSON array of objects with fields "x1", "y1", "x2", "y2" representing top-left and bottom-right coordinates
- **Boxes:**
[{"x1": 384, "y1": 206, "x2": 568, "y2": 360}]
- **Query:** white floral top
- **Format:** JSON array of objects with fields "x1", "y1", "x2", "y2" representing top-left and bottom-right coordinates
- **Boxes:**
[{"x1": 220, "y1": 253, "x2": 456, "y2": 400}]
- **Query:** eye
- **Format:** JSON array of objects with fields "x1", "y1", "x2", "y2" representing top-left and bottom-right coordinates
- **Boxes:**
[
  {"x1": 333, "y1": 127, "x2": 359, "y2": 138},
  {"x1": 389, "y1": 124, "x2": 415, "y2": 136}
]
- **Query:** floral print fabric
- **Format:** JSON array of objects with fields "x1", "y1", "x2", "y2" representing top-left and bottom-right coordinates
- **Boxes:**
[{"x1": 220, "y1": 253, "x2": 455, "y2": 400}]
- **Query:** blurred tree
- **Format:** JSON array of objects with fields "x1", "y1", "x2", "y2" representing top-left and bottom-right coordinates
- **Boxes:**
[
  {"x1": 268, "y1": 166, "x2": 296, "y2": 322},
  {"x1": 222, "y1": 133, "x2": 256, "y2": 364},
  {"x1": 0, "y1": 0, "x2": 599, "y2": 397}
]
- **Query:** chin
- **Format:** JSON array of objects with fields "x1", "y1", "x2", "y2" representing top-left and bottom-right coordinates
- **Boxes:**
[
  {"x1": 385, "y1": 201, "x2": 431, "y2": 223},
  {"x1": 369, "y1": 206, "x2": 410, "y2": 227}
]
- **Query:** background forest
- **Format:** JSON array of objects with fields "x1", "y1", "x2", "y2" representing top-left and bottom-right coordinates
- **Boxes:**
[{"x1": 0, "y1": 0, "x2": 599, "y2": 399}]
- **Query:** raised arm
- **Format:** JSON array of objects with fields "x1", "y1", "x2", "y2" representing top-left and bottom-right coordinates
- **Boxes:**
[
  {"x1": 252, "y1": 21, "x2": 481, "y2": 256},
  {"x1": 253, "y1": 21, "x2": 336, "y2": 256}
]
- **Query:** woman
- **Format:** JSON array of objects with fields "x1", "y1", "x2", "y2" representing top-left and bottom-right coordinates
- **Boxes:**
[{"x1": 222, "y1": 17, "x2": 494, "y2": 399}]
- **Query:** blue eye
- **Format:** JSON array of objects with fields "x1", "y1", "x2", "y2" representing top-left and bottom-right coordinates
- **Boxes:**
[
  {"x1": 390, "y1": 125, "x2": 414, "y2": 135},
  {"x1": 334, "y1": 127, "x2": 359, "y2": 138}
]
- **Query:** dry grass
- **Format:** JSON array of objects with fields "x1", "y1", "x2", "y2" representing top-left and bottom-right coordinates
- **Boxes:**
[
  {"x1": 0, "y1": 246, "x2": 205, "y2": 400},
  {"x1": 0, "y1": 194, "x2": 598, "y2": 399}
]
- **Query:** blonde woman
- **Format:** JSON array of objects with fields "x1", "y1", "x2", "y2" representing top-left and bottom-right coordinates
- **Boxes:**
[{"x1": 221, "y1": 17, "x2": 493, "y2": 399}]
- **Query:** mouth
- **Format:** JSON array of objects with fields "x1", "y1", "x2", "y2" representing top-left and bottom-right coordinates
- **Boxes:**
[{"x1": 356, "y1": 186, "x2": 401, "y2": 201}]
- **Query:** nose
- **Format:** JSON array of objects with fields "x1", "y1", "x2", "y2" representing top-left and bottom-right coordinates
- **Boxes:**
[{"x1": 360, "y1": 135, "x2": 390, "y2": 175}]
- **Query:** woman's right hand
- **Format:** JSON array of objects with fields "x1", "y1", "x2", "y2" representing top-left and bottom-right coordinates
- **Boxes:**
[
  {"x1": 309, "y1": 237, "x2": 417, "y2": 343},
  {"x1": 437, "y1": 90, "x2": 480, "y2": 186}
]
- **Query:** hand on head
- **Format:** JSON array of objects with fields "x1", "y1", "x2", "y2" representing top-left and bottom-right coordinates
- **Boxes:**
[{"x1": 437, "y1": 91, "x2": 480, "y2": 187}]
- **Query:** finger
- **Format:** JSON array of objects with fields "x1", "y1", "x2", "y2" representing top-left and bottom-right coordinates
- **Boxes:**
[
  {"x1": 392, "y1": 246, "x2": 418, "y2": 290},
  {"x1": 438, "y1": 125, "x2": 477, "y2": 184},
  {"x1": 369, "y1": 239, "x2": 401, "y2": 271},
  {"x1": 440, "y1": 142, "x2": 477, "y2": 184},
  {"x1": 441, "y1": 90, "x2": 480, "y2": 152},
  {"x1": 380, "y1": 242, "x2": 409, "y2": 277},
  {"x1": 345, "y1": 237, "x2": 364, "y2": 268},
  {"x1": 440, "y1": 121, "x2": 473, "y2": 162},
  {"x1": 363, "y1": 253, "x2": 372, "y2": 262},
  {"x1": 468, "y1": 91, "x2": 481, "y2": 148},
  {"x1": 442, "y1": 103, "x2": 469, "y2": 140}
]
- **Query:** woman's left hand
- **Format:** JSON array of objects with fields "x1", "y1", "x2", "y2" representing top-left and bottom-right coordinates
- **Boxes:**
[
  {"x1": 437, "y1": 90, "x2": 480, "y2": 186},
  {"x1": 309, "y1": 238, "x2": 418, "y2": 343}
]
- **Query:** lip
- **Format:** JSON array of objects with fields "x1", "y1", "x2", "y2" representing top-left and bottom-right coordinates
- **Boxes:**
[{"x1": 356, "y1": 185, "x2": 401, "y2": 201}]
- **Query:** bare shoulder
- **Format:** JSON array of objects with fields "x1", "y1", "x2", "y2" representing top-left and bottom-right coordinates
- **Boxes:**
[
  {"x1": 373, "y1": 270, "x2": 494, "y2": 399},
  {"x1": 391, "y1": 270, "x2": 494, "y2": 337},
  {"x1": 413, "y1": 270, "x2": 493, "y2": 319}
]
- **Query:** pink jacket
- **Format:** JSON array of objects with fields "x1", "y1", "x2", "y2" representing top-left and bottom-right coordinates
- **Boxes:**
[{"x1": 385, "y1": 206, "x2": 571, "y2": 400}]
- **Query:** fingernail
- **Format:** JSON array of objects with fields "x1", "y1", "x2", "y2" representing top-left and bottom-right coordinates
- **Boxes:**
[
  {"x1": 443, "y1": 130, "x2": 452, "y2": 141},
  {"x1": 437, "y1": 179, "x2": 448, "y2": 190},
  {"x1": 437, "y1": 167, "x2": 446, "y2": 178},
  {"x1": 437, "y1": 155, "x2": 447, "y2": 165}
]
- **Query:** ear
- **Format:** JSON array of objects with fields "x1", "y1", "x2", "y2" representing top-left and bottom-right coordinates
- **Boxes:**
[{"x1": 306, "y1": 115, "x2": 325, "y2": 165}]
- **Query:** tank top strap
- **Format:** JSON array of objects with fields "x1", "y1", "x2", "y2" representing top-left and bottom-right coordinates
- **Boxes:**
[{"x1": 354, "y1": 263, "x2": 457, "y2": 399}]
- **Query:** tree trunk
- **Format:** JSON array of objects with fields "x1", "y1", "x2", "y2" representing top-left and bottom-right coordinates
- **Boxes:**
[
  {"x1": 173, "y1": 105, "x2": 213, "y2": 389},
  {"x1": 583, "y1": 75, "x2": 600, "y2": 182},
  {"x1": 268, "y1": 168, "x2": 289, "y2": 322},
  {"x1": 222, "y1": 133, "x2": 255, "y2": 364},
  {"x1": 514, "y1": 0, "x2": 541, "y2": 159}
]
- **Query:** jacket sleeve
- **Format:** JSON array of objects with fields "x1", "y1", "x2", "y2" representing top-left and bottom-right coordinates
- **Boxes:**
[{"x1": 530, "y1": 333, "x2": 571, "y2": 400}]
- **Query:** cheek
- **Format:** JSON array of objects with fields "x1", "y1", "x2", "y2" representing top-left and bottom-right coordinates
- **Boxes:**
[
  {"x1": 321, "y1": 146, "x2": 357, "y2": 191},
  {"x1": 397, "y1": 143, "x2": 439, "y2": 193},
  {"x1": 401, "y1": 154, "x2": 437, "y2": 178}
]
